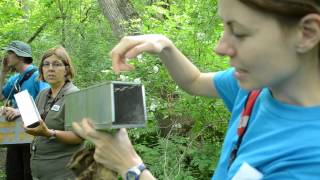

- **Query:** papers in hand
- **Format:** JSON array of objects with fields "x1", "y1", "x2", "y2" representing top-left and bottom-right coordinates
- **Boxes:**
[
  {"x1": 14, "y1": 90, "x2": 40, "y2": 128},
  {"x1": 231, "y1": 162, "x2": 263, "y2": 180}
]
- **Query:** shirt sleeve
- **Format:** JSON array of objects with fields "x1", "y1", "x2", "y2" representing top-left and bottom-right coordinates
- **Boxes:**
[
  {"x1": 32, "y1": 71, "x2": 50, "y2": 94},
  {"x1": 38, "y1": 81, "x2": 50, "y2": 92},
  {"x1": 213, "y1": 68, "x2": 240, "y2": 111},
  {"x1": 2, "y1": 74, "x2": 19, "y2": 99}
]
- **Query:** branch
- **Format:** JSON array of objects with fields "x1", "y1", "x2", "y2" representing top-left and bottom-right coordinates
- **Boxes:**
[
  {"x1": 27, "y1": 16, "x2": 62, "y2": 43},
  {"x1": 81, "y1": 6, "x2": 92, "y2": 23}
]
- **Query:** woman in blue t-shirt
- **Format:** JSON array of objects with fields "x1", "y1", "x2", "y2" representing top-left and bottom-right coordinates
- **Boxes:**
[{"x1": 73, "y1": 0, "x2": 320, "y2": 179}]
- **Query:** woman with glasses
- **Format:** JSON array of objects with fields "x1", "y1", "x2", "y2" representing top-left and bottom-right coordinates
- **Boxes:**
[
  {"x1": 74, "y1": 0, "x2": 320, "y2": 179},
  {"x1": 25, "y1": 46, "x2": 83, "y2": 180}
]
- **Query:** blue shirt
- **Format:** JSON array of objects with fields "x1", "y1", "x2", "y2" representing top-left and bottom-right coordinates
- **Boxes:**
[
  {"x1": 2, "y1": 65, "x2": 50, "y2": 107},
  {"x1": 212, "y1": 68, "x2": 320, "y2": 180}
]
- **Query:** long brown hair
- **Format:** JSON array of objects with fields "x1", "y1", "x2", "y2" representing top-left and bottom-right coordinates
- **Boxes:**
[{"x1": 39, "y1": 46, "x2": 75, "y2": 81}]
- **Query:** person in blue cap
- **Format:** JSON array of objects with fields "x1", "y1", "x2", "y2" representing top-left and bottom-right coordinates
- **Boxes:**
[{"x1": 0, "y1": 40, "x2": 49, "y2": 180}]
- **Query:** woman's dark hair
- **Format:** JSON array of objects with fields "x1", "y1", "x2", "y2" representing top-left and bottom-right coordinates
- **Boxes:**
[
  {"x1": 239, "y1": 0, "x2": 320, "y2": 20},
  {"x1": 39, "y1": 46, "x2": 75, "y2": 81}
]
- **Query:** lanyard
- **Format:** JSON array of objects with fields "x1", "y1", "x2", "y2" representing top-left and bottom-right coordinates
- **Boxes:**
[
  {"x1": 4, "y1": 68, "x2": 37, "y2": 107},
  {"x1": 40, "y1": 82, "x2": 67, "y2": 120},
  {"x1": 228, "y1": 90, "x2": 261, "y2": 169}
]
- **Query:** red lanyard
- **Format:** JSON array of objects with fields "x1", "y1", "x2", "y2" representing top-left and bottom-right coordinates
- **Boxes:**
[{"x1": 228, "y1": 90, "x2": 261, "y2": 169}]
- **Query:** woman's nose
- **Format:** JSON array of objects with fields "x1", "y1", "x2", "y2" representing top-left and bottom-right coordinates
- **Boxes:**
[
  {"x1": 48, "y1": 64, "x2": 55, "y2": 69},
  {"x1": 214, "y1": 38, "x2": 236, "y2": 57},
  {"x1": 47, "y1": 64, "x2": 56, "y2": 71}
]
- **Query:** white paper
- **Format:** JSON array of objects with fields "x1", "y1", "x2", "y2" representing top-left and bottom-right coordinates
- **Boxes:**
[
  {"x1": 231, "y1": 162, "x2": 263, "y2": 180},
  {"x1": 14, "y1": 90, "x2": 40, "y2": 127}
]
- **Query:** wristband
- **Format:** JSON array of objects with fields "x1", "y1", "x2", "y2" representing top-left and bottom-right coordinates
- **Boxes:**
[{"x1": 125, "y1": 163, "x2": 146, "y2": 180}]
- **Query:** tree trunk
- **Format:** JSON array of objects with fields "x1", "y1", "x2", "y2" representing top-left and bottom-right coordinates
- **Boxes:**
[{"x1": 98, "y1": 0, "x2": 140, "y2": 39}]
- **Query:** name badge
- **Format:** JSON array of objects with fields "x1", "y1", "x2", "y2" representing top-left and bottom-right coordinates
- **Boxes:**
[{"x1": 51, "y1": 105, "x2": 60, "y2": 111}]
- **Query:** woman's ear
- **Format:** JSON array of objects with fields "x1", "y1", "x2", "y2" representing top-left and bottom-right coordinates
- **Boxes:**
[{"x1": 296, "y1": 14, "x2": 320, "y2": 53}]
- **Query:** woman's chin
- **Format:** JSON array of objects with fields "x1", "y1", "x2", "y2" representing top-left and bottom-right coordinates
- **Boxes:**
[
  {"x1": 237, "y1": 81, "x2": 262, "y2": 91},
  {"x1": 45, "y1": 79, "x2": 57, "y2": 85}
]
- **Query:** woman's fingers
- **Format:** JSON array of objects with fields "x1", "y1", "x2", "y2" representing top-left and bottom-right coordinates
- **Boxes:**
[
  {"x1": 2, "y1": 107, "x2": 10, "y2": 116},
  {"x1": 125, "y1": 41, "x2": 165, "y2": 59},
  {"x1": 3, "y1": 108, "x2": 22, "y2": 121},
  {"x1": 4, "y1": 108, "x2": 18, "y2": 121},
  {"x1": 110, "y1": 36, "x2": 143, "y2": 73},
  {"x1": 110, "y1": 52, "x2": 135, "y2": 74},
  {"x1": 110, "y1": 53, "x2": 125, "y2": 73},
  {"x1": 110, "y1": 35, "x2": 169, "y2": 73},
  {"x1": 72, "y1": 121, "x2": 87, "y2": 139},
  {"x1": 73, "y1": 118, "x2": 112, "y2": 143},
  {"x1": 8, "y1": 113, "x2": 15, "y2": 121}
]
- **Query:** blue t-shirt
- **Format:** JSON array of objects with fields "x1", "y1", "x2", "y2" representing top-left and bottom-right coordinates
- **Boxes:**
[
  {"x1": 2, "y1": 65, "x2": 50, "y2": 107},
  {"x1": 212, "y1": 68, "x2": 320, "y2": 180}
]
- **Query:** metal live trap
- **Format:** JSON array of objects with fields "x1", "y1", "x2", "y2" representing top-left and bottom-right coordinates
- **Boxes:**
[{"x1": 64, "y1": 81, "x2": 146, "y2": 130}]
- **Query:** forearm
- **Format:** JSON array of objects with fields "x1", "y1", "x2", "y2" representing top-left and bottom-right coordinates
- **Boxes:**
[
  {"x1": 159, "y1": 41, "x2": 218, "y2": 97},
  {"x1": 160, "y1": 42, "x2": 200, "y2": 86},
  {"x1": 50, "y1": 130, "x2": 83, "y2": 144}
]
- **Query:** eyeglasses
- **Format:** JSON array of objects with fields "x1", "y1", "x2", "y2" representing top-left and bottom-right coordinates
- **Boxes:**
[{"x1": 42, "y1": 62, "x2": 65, "y2": 68}]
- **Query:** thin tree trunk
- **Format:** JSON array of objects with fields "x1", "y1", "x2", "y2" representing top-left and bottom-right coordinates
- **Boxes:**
[
  {"x1": 17, "y1": 0, "x2": 29, "y2": 19},
  {"x1": 57, "y1": 0, "x2": 66, "y2": 46}
]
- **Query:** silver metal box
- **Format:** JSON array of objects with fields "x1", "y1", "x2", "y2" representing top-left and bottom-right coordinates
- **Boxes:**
[{"x1": 65, "y1": 81, "x2": 147, "y2": 130}]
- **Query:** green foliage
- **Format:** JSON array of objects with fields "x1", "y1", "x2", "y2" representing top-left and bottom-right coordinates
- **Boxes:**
[
  {"x1": 0, "y1": 0, "x2": 230, "y2": 179},
  {"x1": 0, "y1": 169, "x2": 5, "y2": 180}
]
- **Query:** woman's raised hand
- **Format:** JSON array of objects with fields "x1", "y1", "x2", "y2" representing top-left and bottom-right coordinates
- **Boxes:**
[{"x1": 109, "y1": 34, "x2": 172, "y2": 73}]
